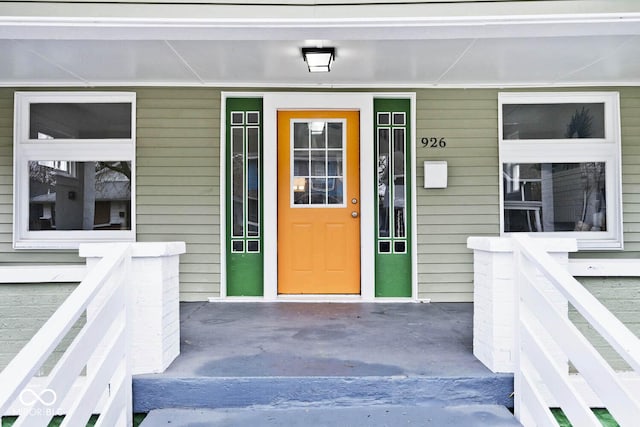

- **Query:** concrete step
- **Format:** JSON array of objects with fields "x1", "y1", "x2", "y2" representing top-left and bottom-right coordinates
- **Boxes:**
[
  {"x1": 133, "y1": 374, "x2": 514, "y2": 413},
  {"x1": 139, "y1": 404, "x2": 521, "y2": 426}
]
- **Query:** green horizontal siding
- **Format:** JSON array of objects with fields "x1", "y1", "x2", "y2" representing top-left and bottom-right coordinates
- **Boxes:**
[
  {"x1": 415, "y1": 88, "x2": 500, "y2": 302},
  {"x1": 135, "y1": 88, "x2": 221, "y2": 301},
  {"x1": 572, "y1": 277, "x2": 640, "y2": 371},
  {"x1": 0, "y1": 283, "x2": 82, "y2": 373}
]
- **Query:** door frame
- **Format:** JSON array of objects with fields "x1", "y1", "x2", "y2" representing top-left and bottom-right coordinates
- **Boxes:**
[{"x1": 220, "y1": 91, "x2": 417, "y2": 302}]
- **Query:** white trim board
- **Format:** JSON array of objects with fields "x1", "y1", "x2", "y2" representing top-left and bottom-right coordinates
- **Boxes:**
[
  {"x1": 0, "y1": 265, "x2": 86, "y2": 283},
  {"x1": 569, "y1": 259, "x2": 640, "y2": 276}
]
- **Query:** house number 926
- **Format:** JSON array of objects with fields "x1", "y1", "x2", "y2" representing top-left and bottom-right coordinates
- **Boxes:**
[{"x1": 421, "y1": 137, "x2": 447, "y2": 148}]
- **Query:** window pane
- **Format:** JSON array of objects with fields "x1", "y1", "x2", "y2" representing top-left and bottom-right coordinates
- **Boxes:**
[
  {"x1": 502, "y1": 103, "x2": 605, "y2": 140},
  {"x1": 30, "y1": 103, "x2": 132, "y2": 139},
  {"x1": 232, "y1": 128, "x2": 244, "y2": 237},
  {"x1": 310, "y1": 122, "x2": 326, "y2": 148},
  {"x1": 231, "y1": 112, "x2": 244, "y2": 125},
  {"x1": 293, "y1": 177, "x2": 309, "y2": 204},
  {"x1": 310, "y1": 178, "x2": 327, "y2": 204},
  {"x1": 379, "y1": 241, "x2": 391, "y2": 253},
  {"x1": 294, "y1": 123, "x2": 309, "y2": 148},
  {"x1": 378, "y1": 113, "x2": 390, "y2": 126},
  {"x1": 327, "y1": 178, "x2": 343, "y2": 205},
  {"x1": 327, "y1": 150, "x2": 343, "y2": 177},
  {"x1": 327, "y1": 122, "x2": 343, "y2": 148},
  {"x1": 247, "y1": 127, "x2": 259, "y2": 237},
  {"x1": 310, "y1": 151, "x2": 326, "y2": 177},
  {"x1": 394, "y1": 241, "x2": 406, "y2": 253},
  {"x1": 246, "y1": 112, "x2": 259, "y2": 125},
  {"x1": 378, "y1": 128, "x2": 391, "y2": 238},
  {"x1": 392, "y1": 113, "x2": 405, "y2": 126},
  {"x1": 29, "y1": 161, "x2": 131, "y2": 231},
  {"x1": 232, "y1": 240, "x2": 244, "y2": 252},
  {"x1": 503, "y1": 162, "x2": 606, "y2": 233},
  {"x1": 247, "y1": 240, "x2": 259, "y2": 252},
  {"x1": 393, "y1": 128, "x2": 406, "y2": 238},
  {"x1": 294, "y1": 150, "x2": 310, "y2": 176}
]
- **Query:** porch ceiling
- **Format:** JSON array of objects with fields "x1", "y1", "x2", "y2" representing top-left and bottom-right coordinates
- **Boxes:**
[{"x1": 2, "y1": 5, "x2": 640, "y2": 88}]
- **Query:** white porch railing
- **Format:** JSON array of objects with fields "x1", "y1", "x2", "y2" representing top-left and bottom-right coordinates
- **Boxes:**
[
  {"x1": 0, "y1": 245, "x2": 132, "y2": 427},
  {"x1": 512, "y1": 235, "x2": 640, "y2": 427}
]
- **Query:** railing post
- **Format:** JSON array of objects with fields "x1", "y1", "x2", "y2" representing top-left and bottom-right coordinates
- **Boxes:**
[
  {"x1": 80, "y1": 242, "x2": 186, "y2": 375},
  {"x1": 467, "y1": 236, "x2": 577, "y2": 373}
]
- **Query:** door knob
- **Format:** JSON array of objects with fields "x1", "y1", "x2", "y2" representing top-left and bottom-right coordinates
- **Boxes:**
[
  {"x1": 352, "y1": 198, "x2": 358, "y2": 204},
  {"x1": 351, "y1": 211, "x2": 359, "y2": 218}
]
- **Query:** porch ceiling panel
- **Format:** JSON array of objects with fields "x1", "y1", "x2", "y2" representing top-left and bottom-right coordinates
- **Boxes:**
[
  {"x1": 557, "y1": 36, "x2": 640, "y2": 84},
  {"x1": 168, "y1": 39, "x2": 474, "y2": 86},
  {"x1": 2, "y1": 8, "x2": 640, "y2": 88},
  {"x1": 2, "y1": 34, "x2": 640, "y2": 88},
  {"x1": 8, "y1": 40, "x2": 199, "y2": 85},
  {"x1": 441, "y1": 35, "x2": 638, "y2": 86}
]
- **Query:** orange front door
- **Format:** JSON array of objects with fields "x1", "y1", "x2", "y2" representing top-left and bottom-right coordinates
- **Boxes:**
[{"x1": 277, "y1": 110, "x2": 361, "y2": 294}]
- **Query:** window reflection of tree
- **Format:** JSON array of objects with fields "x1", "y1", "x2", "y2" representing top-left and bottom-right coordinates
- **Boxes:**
[
  {"x1": 393, "y1": 146, "x2": 406, "y2": 239},
  {"x1": 378, "y1": 154, "x2": 390, "y2": 237}
]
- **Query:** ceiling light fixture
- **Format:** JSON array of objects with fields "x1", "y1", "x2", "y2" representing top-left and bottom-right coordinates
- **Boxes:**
[{"x1": 301, "y1": 47, "x2": 335, "y2": 73}]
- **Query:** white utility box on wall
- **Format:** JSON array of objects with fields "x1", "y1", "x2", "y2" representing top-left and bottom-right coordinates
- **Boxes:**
[{"x1": 423, "y1": 161, "x2": 448, "y2": 188}]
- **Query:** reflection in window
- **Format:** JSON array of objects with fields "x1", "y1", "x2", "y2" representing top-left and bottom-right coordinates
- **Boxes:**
[
  {"x1": 502, "y1": 103, "x2": 605, "y2": 140},
  {"x1": 377, "y1": 112, "x2": 407, "y2": 253},
  {"x1": 292, "y1": 121, "x2": 344, "y2": 206},
  {"x1": 30, "y1": 103, "x2": 132, "y2": 139},
  {"x1": 232, "y1": 127, "x2": 244, "y2": 237},
  {"x1": 29, "y1": 161, "x2": 131, "y2": 231},
  {"x1": 503, "y1": 162, "x2": 606, "y2": 233}
]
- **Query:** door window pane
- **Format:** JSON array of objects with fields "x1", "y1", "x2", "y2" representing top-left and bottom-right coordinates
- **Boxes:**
[
  {"x1": 310, "y1": 122, "x2": 326, "y2": 148},
  {"x1": 293, "y1": 177, "x2": 309, "y2": 205},
  {"x1": 502, "y1": 103, "x2": 605, "y2": 140},
  {"x1": 294, "y1": 123, "x2": 309, "y2": 148},
  {"x1": 30, "y1": 103, "x2": 132, "y2": 139},
  {"x1": 311, "y1": 151, "x2": 326, "y2": 177},
  {"x1": 503, "y1": 162, "x2": 606, "y2": 233},
  {"x1": 327, "y1": 123, "x2": 343, "y2": 148},
  {"x1": 29, "y1": 161, "x2": 131, "y2": 231},
  {"x1": 294, "y1": 151, "x2": 309, "y2": 175},
  {"x1": 292, "y1": 120, "x2": 345, "y2": 207}
]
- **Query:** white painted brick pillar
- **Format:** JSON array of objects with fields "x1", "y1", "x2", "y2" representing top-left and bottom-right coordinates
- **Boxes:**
[
  {"x1": 466, "y1": 236, "x2": 577, "y2": 373},
  {"x1": 80, "y1": 242, "x2": 186, "y2": 375}
]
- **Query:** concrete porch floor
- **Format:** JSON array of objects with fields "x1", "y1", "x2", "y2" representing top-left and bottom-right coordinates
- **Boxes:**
[
  {"x1": 166, "y1": 302, "x2": 495, "y2": 378},
  {"x1": 133, "y1": 302, "x2": 514, "y2": 413}
]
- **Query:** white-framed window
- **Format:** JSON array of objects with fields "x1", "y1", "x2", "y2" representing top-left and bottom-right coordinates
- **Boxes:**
[
  {"x1": 499, "y1": 92, "x2": 623, "y2": 250},
  {"x1": 13, "y1": 92, "x2": 136, "y2": 249}
]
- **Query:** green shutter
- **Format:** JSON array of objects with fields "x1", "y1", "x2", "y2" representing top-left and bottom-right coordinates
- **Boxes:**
[
  {"x1": 374, "y1": 98, "x2": 412, "y2": 297},
  {"x1": 226, "y1": 98, "x2": 264, "y2": 296}
]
